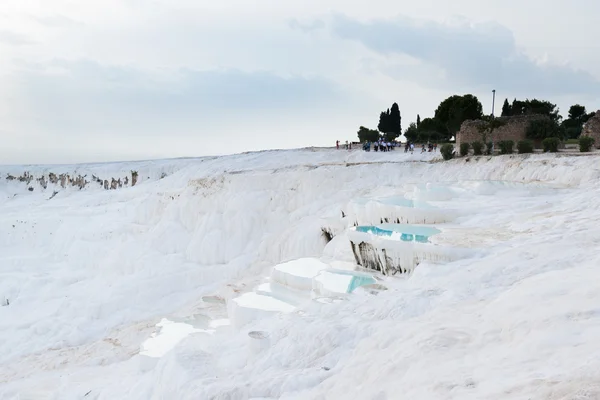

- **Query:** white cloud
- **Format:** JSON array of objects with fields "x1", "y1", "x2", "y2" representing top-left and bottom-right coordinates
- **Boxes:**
[{"x1": 1, "y1": 0, "x2": 600, "y2": 163}]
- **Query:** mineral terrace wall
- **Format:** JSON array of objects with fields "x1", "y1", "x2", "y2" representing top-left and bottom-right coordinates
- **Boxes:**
[
  {"x1": 456, "y1": 115, "x2": 548, "y2": 148},
  {"x1": 581, "y1": 111, "x2": 600, "y2": 148}
]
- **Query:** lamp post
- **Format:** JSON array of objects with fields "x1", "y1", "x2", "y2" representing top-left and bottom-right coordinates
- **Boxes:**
[{"x1": 491, "y1": 89, "x2": 496, "y2": 118}]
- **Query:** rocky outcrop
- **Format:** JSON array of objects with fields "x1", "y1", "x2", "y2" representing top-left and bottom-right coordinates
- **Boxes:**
[
  {"x1": 581, "y1": 111, "x2": 600, "y2": 148},
  {"x1": 456, "y1": 114, "x2": 548, "y2": 148}
]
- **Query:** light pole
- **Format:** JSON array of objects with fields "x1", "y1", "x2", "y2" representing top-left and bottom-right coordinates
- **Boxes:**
[{"x1": 491, "y1": 89, "x2": 496, "y2": 118}]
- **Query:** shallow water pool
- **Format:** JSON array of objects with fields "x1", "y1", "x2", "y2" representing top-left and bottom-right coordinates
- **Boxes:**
[{"x1": 355, "y1": 224, "x2": 440, "y2": 243}]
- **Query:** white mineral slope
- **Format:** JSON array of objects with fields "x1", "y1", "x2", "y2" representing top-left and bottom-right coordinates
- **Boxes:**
[{"x1": 1, "y1": 149, "x2": 600, "y2": 399}]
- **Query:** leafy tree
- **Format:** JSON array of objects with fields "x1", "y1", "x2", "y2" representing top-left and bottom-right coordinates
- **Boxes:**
[
  {"x1": 434, "y1": 94, "x2": 483, "y2": 136},
  {"x1": 377, "y1": 110, "x2": 390, "y2": 133},
  {"x1": 377, "y1": 103, "x2": 402, "y2": 141},
  {"x1": 501, "y1": 98, "x2": 512, "y2": 117},
  {"x1": 389, "y1": 102, "x2": 401, "y2": 138},
  {"x1": 404, "y1": 122, "x2": 418, "y2": 143},
  {"x1": 511, "y1": 98, "x2": 561, "y2": 122},
  {"x1": 562, "y1": 118, "x2": 583, "y2": 139},
  {"x1": 562, "y1": 104, "x2": 593, "y2": 139},
  {"x1": 568, "y1": 104, "x2": 587, "y2": 121},
  {"x1": 526, "y1": 119, "x2": 563, "y2": 140},
  {"x1": 357, "y1": 126, "x2": 380, "y2": 143},
  {"x1": 417, "y1": 117, "x2": 450, "y2": 142}
]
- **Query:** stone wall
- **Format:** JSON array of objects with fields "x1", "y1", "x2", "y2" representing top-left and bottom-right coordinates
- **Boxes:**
[
  {"x1": 581, "y1": 111, "x2": 600, "y2": 148},
  {"x1": 456, "y1": 114, "x2": 548, "y2": 148}
]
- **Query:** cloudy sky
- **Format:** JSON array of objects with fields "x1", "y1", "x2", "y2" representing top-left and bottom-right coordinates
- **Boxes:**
[{"x1": 1, "y1": 0, "x2": 599, "y2": 164}]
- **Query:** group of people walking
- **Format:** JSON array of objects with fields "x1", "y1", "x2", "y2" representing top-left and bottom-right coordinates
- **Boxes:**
[
  {"x1": 335, "y1": 140, "x2": 438, "y2": 153},
  {"x1": 404, "y1": 142, "x2": 437, "y2": 153}
]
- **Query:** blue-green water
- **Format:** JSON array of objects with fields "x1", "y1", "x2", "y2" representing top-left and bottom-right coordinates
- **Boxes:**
[{"x1": 355, "y1": 224, "x2": 440, "y2": 243}]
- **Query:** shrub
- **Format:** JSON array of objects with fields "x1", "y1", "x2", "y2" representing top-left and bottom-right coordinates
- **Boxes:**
[
  {"x1": 542, "y1": 137, "x2": 560, "y2": 153},
  {"x1": 440, "y1": 144, "x2": 454, "y2": 160},
  {"x1": 486, "y1": 141, "x2": 494, "y2": 155},
  {"x1": 579, "y1": 136, "x2": 595, "y2": 152},
  {"x1": 498, "y1": 140, "x2": 514, "y2": 155},
  {"x1": 459, "y1": 142, "x2": 470, "y2": 157},
  {"x1": 471, "y1": 141, "x2": 483, "y2": 155},
  {"x1": 526, "y1": 119, "x2": 562, "y2": 140},
  {"x1": 517, "y1": 140, "x2": 534, "y2": 154}
]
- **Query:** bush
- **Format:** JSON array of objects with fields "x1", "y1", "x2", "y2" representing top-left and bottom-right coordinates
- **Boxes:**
[
  {"x1": 486, "y1": 141, "x2": 493, "y2": 155},
  {"x1": 497, "y1": 140, "x2": 514, "y2": 155},
  {"x1": 579, "y1": 136, "x2": 595, "y2": 152},
  {"x1": 440, "y1": 144, "x2": 454, "y2": 160},
  {"x1": 471, "y1": 141, "x2": 483, "y2": 155},
  {"x1": 517, "y1": 140, "x2": 534, "y2": 154},
  {"x1": 542, "y1": 137, "x2": 560, "y2": 153},
  {"x1": 526, "y1": 119, "x2": 563, "y2": 140},
  {"x1": 459, "y1": 142, "x2": 470, "y2": 157}
]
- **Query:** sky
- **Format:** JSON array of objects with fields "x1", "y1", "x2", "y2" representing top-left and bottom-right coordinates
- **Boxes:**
[{"x1": 1, "y1": 0, "x2": 599, "y2": 164}]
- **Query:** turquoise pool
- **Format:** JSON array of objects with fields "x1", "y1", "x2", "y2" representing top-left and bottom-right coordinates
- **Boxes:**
[{"x1": 355, "y1": 224, "x2": 440, "y2": 243}]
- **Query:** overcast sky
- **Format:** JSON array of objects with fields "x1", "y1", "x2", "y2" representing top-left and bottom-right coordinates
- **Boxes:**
[{"x1": 1, "y1": 0, "x2": 599, "y2": 164}]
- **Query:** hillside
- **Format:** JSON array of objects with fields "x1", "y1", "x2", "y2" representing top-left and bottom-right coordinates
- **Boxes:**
[{"x1": 1, "y1": 148, "x2": 600, "y2": 399}]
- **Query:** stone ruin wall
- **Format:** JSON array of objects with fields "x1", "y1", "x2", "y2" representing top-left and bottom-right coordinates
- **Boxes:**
[
  {"x1": 581, "y1": 111, "x2": 600, "y2": 148},
  {"x1": 456, "y1": 114, "x2": 548, "y2": 148}
]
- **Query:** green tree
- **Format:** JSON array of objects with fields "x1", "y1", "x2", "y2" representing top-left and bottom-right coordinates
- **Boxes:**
[
  {"x1": 416, "y1": 114, "x2": 421, "y2": 128},
  {"x1": 568, "y1": 104, "x2": 587, "y2": 121},
  {"x1": 501, "y1": 98, "x2": 512, "y2": 117},
  {"x1": 404, "y1": 122, "x2": 418, "y2": 143},
  {"x1": 418, "y1": 117, "x2": 450, "y2": 142},
  {"x1": 377, "y1": 110, "x2": 390, "y2": 133},
  {"x1": 378, "y1": 103, "x2": 402, "y2": 141},
  {"x1": 560, "y1": 105, "x2": 592, "y2": 139},
  {"x1": 357, "y1": 126, "x2": 380, "y2": 143},
  {"x1": 511, "y1": 98, "x2": 561, "y2": 122},
  {"x1": 384, "y1": 102, "x2": 402, "y2": 141},
  {"x1": 526, "y1": 119, "x2": 563, "y2": 140},
  {"x1": 434, "y1": 94, "x2": 483, "y2": 136}
]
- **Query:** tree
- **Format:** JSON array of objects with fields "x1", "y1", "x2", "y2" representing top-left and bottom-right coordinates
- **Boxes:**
[
  {"x1": 378, "y1": 103, "x2": 402, "y2": 141},
  {"x1": 568, "y1": 104, "x2": 587, "y2": 121},
  {"x1": 501, "y1": 98, "x2": 512, "y2": 117},
  {"x1": 561, "y1": 104, "x2": 592, "y2": 139},
  {"x1": 526, "y1": 119, "x2": 563, "y2": 140},
  {"x1": 404, "y1": 123, "x2": 418, "y2": 143},
  {"x1": 357, "y1": 126, "x2": 380, "y2": 143},
  {"x1": 416, "y1": 114, "x2": 421, "y2": 128},
  {"x1": 417, "y1": 117, "x2": 450, "y2": 142},
  {"x1": 434, "y1": 94, "x2": 483, "y2": 136},
  {"x1": 377, "y1": 110, "x2": 390, "y2": 133},
  {"x1": 511, "y1": 98, "x2": 561, "y2": 122},
  {"x1": 389, "y1": 103, "x2": 401, "y2": 136}
]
